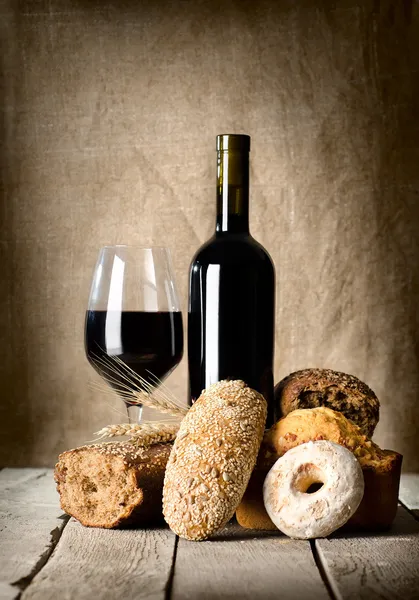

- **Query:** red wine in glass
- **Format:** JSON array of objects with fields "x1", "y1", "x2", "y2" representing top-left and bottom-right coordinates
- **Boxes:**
[
  {"x1": 85, "y1": 247, "x2": 184, "y2": 423},
  {"x1": 85, "y1": 310, "x2": 183, "y2": 396}
]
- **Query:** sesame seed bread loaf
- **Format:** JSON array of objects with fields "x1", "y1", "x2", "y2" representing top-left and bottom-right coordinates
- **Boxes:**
[
  {"x1": 163, "y1": 380, "x2": 267, "y2": 541},
  {"x1": 275, "y1": 368, "x2": 380, "y2": 437},
  {"x1": 236, "y1": 407, "x2": 402, "y2": 531},
  {"x1": 55, "y1": 442, "x2": 171, "y2": 528}
]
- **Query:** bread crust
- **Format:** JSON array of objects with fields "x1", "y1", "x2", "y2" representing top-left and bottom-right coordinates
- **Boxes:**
[
  {"x1": 55, "y1": 442, "x2": 171, "y2": 528},
  {"x1": 275, "y1": 368, "x2": 380, "y2": 437}
]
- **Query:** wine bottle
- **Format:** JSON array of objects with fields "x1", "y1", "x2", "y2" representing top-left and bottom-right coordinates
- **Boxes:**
[{"x1": 188, "y1": 134, "x2": 276, "y2": 426}]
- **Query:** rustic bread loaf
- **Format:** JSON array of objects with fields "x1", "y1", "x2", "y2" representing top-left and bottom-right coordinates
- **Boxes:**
[
  {"x1": 236, "y1": 407, "x2": 402, "y2": 531},
  {"x1": 55, "y1": 442, "x2": 171, "y2": 528},
  {"x1": 163, "y1": 380, "x2": 267, "y2": 541},
  {"x1": 275, "y1": 368, "x2": 380, "y2": 437}
]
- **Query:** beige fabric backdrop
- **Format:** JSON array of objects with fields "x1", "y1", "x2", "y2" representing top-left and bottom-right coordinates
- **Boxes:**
[{"x1": 1, "y1": 0, "x2": 418, "y2": 469}]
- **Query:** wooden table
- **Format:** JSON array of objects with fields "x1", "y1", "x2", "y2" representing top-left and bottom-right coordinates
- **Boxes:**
[{"x1": 1, "y1": 469, "x2": 418, "y2": 600}]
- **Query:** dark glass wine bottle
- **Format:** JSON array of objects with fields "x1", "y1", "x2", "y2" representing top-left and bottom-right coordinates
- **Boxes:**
[{"x1": 188, "y1": 134, "x2": 276, "y2": 426}]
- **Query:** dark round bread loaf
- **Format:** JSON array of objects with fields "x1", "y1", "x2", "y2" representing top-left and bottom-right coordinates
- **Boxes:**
[
  {"x1": 55, "y1": 442, "x2": 171, "y2": 528},
  {"x1": 274, "y1": 368, "x2": 380, "y2": 437}
]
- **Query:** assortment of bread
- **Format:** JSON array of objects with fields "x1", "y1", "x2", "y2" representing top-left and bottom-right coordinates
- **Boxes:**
[
  {"x1": 236, "y1": 405, "x2": 402, "y2": 532},
  {"x1": 55, "y1": 367, "x2": 402, "y2": 541}
]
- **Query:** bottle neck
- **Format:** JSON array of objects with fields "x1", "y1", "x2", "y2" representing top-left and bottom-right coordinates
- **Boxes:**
[{"x1": 215, "y1": 149, "x2": 249, "y2": 234}]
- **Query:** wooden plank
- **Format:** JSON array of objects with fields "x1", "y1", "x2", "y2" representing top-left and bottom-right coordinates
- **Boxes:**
[
  {"x1": 315, "y1": 506, "x2": 419, "y2": 600},
  {"x1": 0, "y1": 469, "x2": 68, "y2": 600},
  {"x1": 22, "y1": 519, "x2": 177, "y2": 600},
  {"x1": 399, "y1": 473, "x2": 419, "y2": 518},
  {"x1": 171, "y1": 523, "x2": 329, "y2": 600}
]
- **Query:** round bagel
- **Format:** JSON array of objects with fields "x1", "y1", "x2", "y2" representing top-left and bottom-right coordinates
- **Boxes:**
[{"x1": 263, "y1": 440, "x2": 364, "y2": 539}]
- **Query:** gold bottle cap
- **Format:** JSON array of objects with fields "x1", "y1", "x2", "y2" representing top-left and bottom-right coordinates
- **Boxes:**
[{"x1": 216, "y1": 134, "x2": 251, "y2": 152}]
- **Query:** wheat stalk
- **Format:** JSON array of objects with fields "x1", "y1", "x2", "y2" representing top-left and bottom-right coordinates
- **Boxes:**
[
  {"x1": 93, "y1": 422, "x2": 180, "y2": 446},
  {"x1": 90, "y1": 354, "x2": 189, "y2": 419},
  {"x1": 129, "y1": 388, "x2": 188, "y2": 419}
]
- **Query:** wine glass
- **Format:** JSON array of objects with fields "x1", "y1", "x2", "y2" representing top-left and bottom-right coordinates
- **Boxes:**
[{"x1": 85, "y1": 246, "x2": 184, "y2": 423}]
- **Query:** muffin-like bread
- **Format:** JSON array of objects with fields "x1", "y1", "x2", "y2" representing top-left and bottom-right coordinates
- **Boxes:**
[
  {"x1": 275, "y1": 368, "x2": 380, "y2": 437},
  {"x1": 163, "y1": 380, "x2": 267, "y2": 541},
  {"x1": 55, "y1": 442, "x2": 171, "y2": 528},
  {"x1": 236, "y1": 407, "x2": 402, "y2": 531},
  {"x1": 264, "y1": 406, "x2": 384, "y2": 466}
]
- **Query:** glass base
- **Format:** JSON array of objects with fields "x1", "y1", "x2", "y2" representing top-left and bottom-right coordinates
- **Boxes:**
[{"x1": 126, "y1": 403, "x2": 143, "y2": 424}]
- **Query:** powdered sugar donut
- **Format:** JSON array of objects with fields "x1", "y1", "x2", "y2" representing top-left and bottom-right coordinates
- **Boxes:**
[{"x1": 263, "y1": 440, "x2": 364, "y2": 539}]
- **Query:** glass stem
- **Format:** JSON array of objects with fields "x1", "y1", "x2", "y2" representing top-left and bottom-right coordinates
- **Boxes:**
[{"x1": 126, "y1": 403, "x2": 143, "y2": 424}]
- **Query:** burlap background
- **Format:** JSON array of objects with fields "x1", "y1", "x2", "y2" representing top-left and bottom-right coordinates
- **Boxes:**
[{"x1": 1, "y1": 0, "x2": 418, "y2": 469}]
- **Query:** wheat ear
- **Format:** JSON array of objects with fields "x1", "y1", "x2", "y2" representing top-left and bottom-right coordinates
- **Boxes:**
[
  {"x1": 93, "y1": 422, "x2": 180, "y2": 446},
  {"x1": 129, "y1": 389, "x2": 188, "y2": 419},
  {"x1": 90, "y1": 354, "x2": 189, "y2": 419}
]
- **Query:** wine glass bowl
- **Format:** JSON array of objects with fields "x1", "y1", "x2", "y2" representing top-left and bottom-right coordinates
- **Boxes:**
[{"x1": 85, "y1": 246, "x2": 183, "y2": 423}]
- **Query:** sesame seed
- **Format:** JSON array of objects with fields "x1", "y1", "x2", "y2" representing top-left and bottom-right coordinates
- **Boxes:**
[{"x1": 196, "y1": 494, "x2": 208, "y2": 504}]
